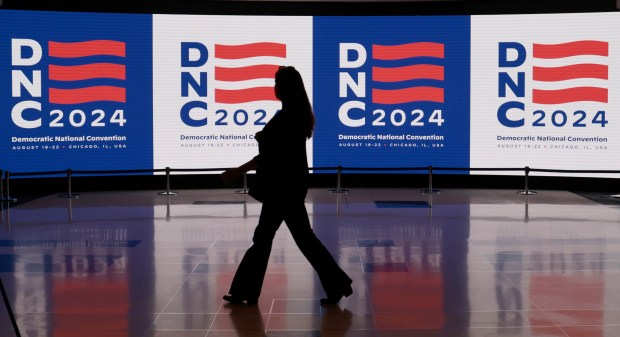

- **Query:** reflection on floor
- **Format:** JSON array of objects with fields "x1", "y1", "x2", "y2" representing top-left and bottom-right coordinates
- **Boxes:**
[{"x1": 2, "y1": 188, "x2": 620, "y2": 337}]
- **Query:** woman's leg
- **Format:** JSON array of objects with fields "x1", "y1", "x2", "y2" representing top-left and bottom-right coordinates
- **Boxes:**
[
  {"x1": 281, "y1": 201, "x2": 352, "y2": 299},
  {"x1": 227, "y1": 202, "x2": 283, "y2": 301}
]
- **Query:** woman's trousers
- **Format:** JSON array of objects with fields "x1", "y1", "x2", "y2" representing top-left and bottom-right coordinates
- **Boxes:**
[{"x1": 228, "y1": 200, "x2": 351, "y2": 300}]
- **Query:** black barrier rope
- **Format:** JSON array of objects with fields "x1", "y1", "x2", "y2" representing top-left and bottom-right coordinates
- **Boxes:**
[
  {"x1": 337, "y1": 166, "x2": 529, "y2": 172},
  {"x1": 71, "y1": 169, "x2": 165, "y2": 175},
  {"x1": 338, "y1": 166, "x2": 427, "y2": 172},
  {"x1": 432, "y1": 167, "x2": 524, "y2": 172},
  {"x1": 168, "y1": 168, "x2": 231, "y2": 173},
  {"x1": 4, "y1": 166, "x2": 620, "y2": 178},
  {"x1": 309, "y1": 167, "x2": 339, "y2": 172},
  {"x1": 2, "y1": 166, "x2": 620, "y2": 202},
  {"x1": 10, "y1": 170, "x2": 67, "y2": 177},
  {"x1": 0, "y1": 277, "x2": 21, "y2": 337},
  {"x1": 530, "y1": 168, "x2": 620, "y2": 175}
]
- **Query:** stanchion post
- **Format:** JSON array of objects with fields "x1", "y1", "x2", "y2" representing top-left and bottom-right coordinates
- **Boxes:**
[
  {"x1": 517, "y1": 166, "x2": 537, "y2": 196},
  {"x1": 235, "y1": 172, "x2": 249, "y2": 194},
  {"x1": 3, "y1": 171, "x2": 17, "y2": 202},
  {"x1": 158, "y1": 167, "x2": 179, "y2": 196},
  {"x1": 1, "y1": 276, "x2": 22, "y2": 337},
  {"x1": 329, "y1": 165, "x2": 349, "y2": 194},
  {"x1": 420, "y1": 165, "x2": 440, "y2": 194},
  {"x1": 59, "y1": 168, "x2": 79, "y2": 199}
]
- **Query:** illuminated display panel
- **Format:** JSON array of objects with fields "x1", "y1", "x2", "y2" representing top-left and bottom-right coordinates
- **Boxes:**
[
  {"x1": 1, "y1": 10, "x2": 618, "y2": 177},
  {"x1": 471, "y1": 13, "x2": 620, "y2": 177}
]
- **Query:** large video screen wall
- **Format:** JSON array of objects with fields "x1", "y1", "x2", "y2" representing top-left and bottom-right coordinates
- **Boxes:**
[{"x1": 1, "y1": 10, "x2": 618, "y2": 177}]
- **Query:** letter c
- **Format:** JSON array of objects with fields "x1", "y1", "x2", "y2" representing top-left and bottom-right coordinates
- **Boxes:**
[
  {"x1": 11, "y1": 101, "x2": 42, "y2": 129},
  {"x1": 339, "y1": 101, "x2": 365, "y2": 127},
  {"x1": 181, "y1": 101, "x2": 208, "y2": 127},
  {"x1": 497, "y1": 101, "x2": 525, "y2": 128}
]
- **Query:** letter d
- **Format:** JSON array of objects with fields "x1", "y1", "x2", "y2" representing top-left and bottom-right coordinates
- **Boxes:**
[
  {"x1": 498, "y1": 42, "x2": 526, "y2": 68},
  {"x1": 181, "y1": 42, "x2": 209, "y2": 67},
  {"x1": 339, "y1": 43, "x2": 367, "y2": 69},
  {"x1": 12, "y1": 39, "x2": 42, "y2": 66}
]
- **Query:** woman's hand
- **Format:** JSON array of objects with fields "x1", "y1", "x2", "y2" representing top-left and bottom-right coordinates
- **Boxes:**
[
  {"x1": 220, "y1": 168, "x2": 242, "y2": 183},
  {"x1": 220, "y1": 158, "x2": 257, "y2": 183}
]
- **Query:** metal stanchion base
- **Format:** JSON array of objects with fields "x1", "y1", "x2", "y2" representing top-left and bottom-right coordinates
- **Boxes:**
[
  {"x1": 517, "y1": 190, "x2": 537, "y2": 196},
  {"x1": 235, "y1": 190, "x2": 249, "y2": 195},
  {"x1": 1, "y1": 197, "x2": 17, "y2": 202},
  {"x1": 59, "y1": 193, "x2": 79, "y2": 199},
  {"x1": 158, "y1": 191, "x2": 179, "y2": 196},
  {"x1": 329, "y1": 189, "x2": 349, "y2": 194},
  {"x1": 610, "y1": 194, "x2": 620, "y2": 199},
  {"x1": 420, "y1": 189, "x2": 440, "y2": 194}
]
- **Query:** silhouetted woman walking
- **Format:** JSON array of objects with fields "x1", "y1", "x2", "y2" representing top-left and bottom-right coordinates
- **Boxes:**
[{"x1": 221, "y1": 66, "x2": 353, "y2": 305}]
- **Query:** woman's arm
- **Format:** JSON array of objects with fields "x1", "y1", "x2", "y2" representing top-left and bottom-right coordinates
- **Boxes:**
[{"x1": 220, "y1": 157, "x2": 258, "y2": 183}]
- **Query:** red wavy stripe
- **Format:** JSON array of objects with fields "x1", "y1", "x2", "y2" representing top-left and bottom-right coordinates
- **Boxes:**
[
  {"x1": 532, "y1": 87, "x2": 608, "y2": 104},
  {"x1": 215, "y1": 87, "x2": 277, "y2": 104},
  {"x1": 533, "y1": 64, "x2": 607, "y2": 82},
  {"x1": 533, "y1": 41, "x2": 608, "y2": 59},
  {"x1": 215, "y1": 64, "x2": 280, "y2": 82},
  {"x1": 215, "y1": 43, "x2": 286, "y2": 59},
  {"x1": 49, "y1": 40, "x2": 126, "y2": 58},
  {"x1": 373, "y1": 64, "x2": 444, "y2": 82},
  {"x1": 373, "y1": 42, "x2": 444, "y2": 60},
  {"x1": 49, "y1": 86, "x2": 126, "y2": 104},
  {"x1": 372, "y1": 87, "x2": 444, "y2": 104},
  {"x1": 49, "y1": 63, "x2": 126, "y2": 81}
]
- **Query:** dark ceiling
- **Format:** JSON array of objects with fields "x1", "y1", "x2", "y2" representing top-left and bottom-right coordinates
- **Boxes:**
[{"x1": 1, "y1": 0, "x2": 617, "y2": 15}]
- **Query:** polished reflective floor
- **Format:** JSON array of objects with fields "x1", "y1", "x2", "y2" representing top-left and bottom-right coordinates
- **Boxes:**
[{"x1": 2, "y1": 188, "x2": 620, "y2": 337}]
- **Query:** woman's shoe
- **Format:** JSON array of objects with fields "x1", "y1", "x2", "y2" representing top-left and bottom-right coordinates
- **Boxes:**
[
  {"x1": 223, "y1": 294, "x2": 243, "y2": 304},
  {"x1": 320, "y1": 284, "x2": 353, "y2": 305},
  {"x1": 223, "y1": 294, "x2": 258, "y2": 305}
]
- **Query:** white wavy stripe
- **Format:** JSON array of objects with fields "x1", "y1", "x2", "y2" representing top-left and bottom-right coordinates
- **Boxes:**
[
  {"x1": 215, "y1": 78, "x2": 275, "y2": 90},
  {"x1": 531, "y1": 78, "x2": 608, "y2": 90},
  {"x1": 213, "y1": 58, "x2": 283, "y2": 91},
  {"x1": 531, "y1": 55, "x2": 607, "y2": 67},
  {"x1": 214, "y1": 57, "x2": 286, "y2": 67}
]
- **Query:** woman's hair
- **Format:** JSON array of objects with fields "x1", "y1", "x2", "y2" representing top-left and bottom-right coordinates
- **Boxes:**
[{"x1": 275, "y1": 66, "x2": 315, "y2": 138}]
